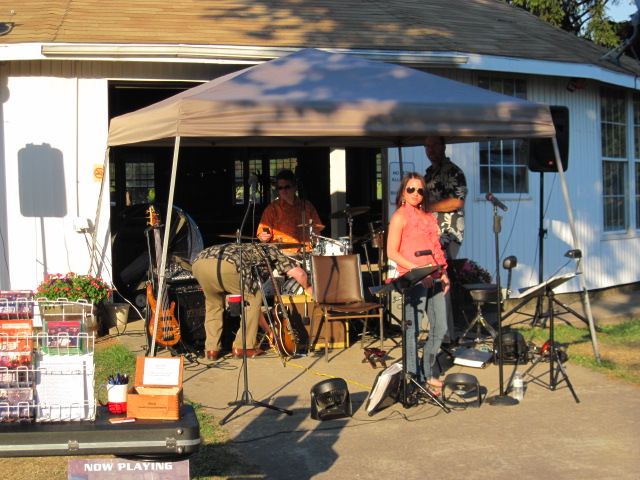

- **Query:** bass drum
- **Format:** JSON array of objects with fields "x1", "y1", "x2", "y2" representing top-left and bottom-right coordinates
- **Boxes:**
[
  {"x1": 281, "y1": 277, "x2": 305, "y2": 295},
  {"x1": 314, "y1": 236, "x2": 349, "y2": 256}
]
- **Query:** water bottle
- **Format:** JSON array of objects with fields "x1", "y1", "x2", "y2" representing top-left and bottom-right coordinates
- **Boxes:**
[{"x1": 512, "y1": 371, "x2": 524, "y2": 401}]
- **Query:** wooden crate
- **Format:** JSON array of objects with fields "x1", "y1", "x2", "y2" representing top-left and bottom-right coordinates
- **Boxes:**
[
  {"x1": 127, "y1": 356, "x2": 184, "y2": 420},
  {"x1": 281, "y1": 294, "x2": 349, "y2": 349}
]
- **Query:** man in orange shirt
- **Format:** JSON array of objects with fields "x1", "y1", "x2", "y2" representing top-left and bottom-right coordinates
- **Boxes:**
[{"x1": 257, "y1": 169, "x2": 324, "y2": 255}]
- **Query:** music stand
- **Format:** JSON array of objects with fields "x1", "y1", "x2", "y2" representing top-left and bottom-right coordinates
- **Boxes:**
[
  {"x1": 519, "y1": 274, "x2": 580, "y2": 403},
  {"x1": 370, "y1": 266, "x2": 450, "y2": 413}
]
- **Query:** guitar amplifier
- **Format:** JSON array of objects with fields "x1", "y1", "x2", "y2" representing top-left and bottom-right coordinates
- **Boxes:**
[{"x1": 170, "y1": 283, "x2": 206, "y2": 352}]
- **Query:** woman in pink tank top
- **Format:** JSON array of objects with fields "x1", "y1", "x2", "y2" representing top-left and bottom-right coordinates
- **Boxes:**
[{"x1": 387, "y1": 172, "x2": 450, "y2": 394}]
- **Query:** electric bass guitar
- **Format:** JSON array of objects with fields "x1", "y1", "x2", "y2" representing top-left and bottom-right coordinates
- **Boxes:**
[{"x1": 146, "y1": 206, "x2": 181, "y2": 347}]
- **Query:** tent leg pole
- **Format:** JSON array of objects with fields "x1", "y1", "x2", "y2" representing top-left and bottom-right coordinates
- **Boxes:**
[
  {"x1": 150, "y1": 136, "x2": 181, "y2": 357},
  {"x1": 552, "y1": 137, "x2": 601, "y2": 363}
]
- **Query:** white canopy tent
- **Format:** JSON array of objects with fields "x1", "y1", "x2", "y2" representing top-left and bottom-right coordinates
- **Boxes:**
[{"x1": 104, "y1": 48, "x2": 598, "y2": 360}]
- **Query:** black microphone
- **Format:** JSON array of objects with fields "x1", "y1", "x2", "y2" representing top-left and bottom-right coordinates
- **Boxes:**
[
  {"x1": 415, "y1": 249, "x2": 432, "y2": 257},
  {"x1": 486, "y1": 193, "x2": 508, "y2": 211}
]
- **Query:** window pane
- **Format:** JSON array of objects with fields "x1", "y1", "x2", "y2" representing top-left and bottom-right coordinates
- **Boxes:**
[
  {"x1": 636, "y1": 162, "x2": 640, "y2": 228},
  {"x1": 124, "y1": 163, "x2": 154, "y2": 205},
  {"x1": 234, "y1": 160, "x2": 244, "y2": 205},
  {"x1": 601, "y1": 87, "x2": 626, "y2": 159},
  {"x1": 478, "y1": 77, "x2": 528, "y2": 194},
  {"x1": 602, "y1": 160, "x2": 627, "y2": 232}
]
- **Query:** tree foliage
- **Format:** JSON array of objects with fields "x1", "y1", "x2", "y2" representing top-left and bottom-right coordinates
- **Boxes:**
[{"x1": 502, "y1": 0, "x2": 629, "y2": 48}]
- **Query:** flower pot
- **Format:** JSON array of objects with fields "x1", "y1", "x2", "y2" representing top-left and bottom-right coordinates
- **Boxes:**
[{"x1": 104, "y1": 303, "x2": 130, "y2": 329}]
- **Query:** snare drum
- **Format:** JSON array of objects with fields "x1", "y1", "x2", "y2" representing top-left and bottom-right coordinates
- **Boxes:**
[{"x1": 313, "y1": 236, "x2": 349, "y2": 256}]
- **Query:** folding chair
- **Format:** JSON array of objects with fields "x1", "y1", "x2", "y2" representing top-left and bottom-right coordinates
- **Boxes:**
[{"x1": 311, "y1": 254, "x2": 383, "y2": 362}]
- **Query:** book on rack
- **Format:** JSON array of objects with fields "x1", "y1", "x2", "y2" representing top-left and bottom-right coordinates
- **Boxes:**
[
  {"x1": 42, "y1": 320, "x2": 86, "y2": 354},
  {"x1": 0, "y1": 351, "x2": 33, "y2": 370},
  {"x1": 35, "y1": 353, "x2": 95, "y2": 421},
  {"x1": 0, "y1": 386, "x2": 34, "y2": 421},
  {"x1": 453, "y1": 347, "x2": 493, "y2": 368},
  {"x1": 0, "y1": 319, "x2": 33, "y2": 352},
  {"x1": 0, "y1": 291, "x2": 34, "y2": 320}
]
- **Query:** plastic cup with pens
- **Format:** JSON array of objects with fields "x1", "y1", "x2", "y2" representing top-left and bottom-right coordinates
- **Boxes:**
[{"x1": 98, "y1": 374, "x2": 129, "y2": 414}]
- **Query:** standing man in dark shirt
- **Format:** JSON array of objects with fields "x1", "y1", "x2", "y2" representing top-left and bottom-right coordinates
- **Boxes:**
[
  {"x1": 192, "y1": 243, "x2": 311, "y2": 361},
  {"x1": 424, "y1": 136, "x2": 468, "y2": 343}
]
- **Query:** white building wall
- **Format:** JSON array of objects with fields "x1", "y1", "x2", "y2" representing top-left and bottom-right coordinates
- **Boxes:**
[
  {"x1": 388, "y1": 71, "x2": 640, "y2": 293},
  {"x1": 0, "y1": 60, "x2": 239, "y2": 292},
  {"x1": 1, "y1": 72, "x2": 111, "y2": 290},
  {"x1": 1, "y1": 59, "x2": 639, "y2": 294}
]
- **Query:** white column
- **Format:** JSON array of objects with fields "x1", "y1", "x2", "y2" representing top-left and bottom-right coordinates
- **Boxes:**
[{"x1": 329, "y1": 148, "x2": 347, "y2": 238}]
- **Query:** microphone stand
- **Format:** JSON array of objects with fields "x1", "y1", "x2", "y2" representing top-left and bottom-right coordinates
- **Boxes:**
[
  {"x1": 485, "y1": 201, "x2": 518, "y2": 406},
  {"x1": 220, "y1": 184, "x2": 293, "y2": 425}
]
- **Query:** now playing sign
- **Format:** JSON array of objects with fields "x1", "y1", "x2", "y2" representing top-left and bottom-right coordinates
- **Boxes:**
[{"x1": 68, "y1": 458, "x2": 189, "y2": 479}]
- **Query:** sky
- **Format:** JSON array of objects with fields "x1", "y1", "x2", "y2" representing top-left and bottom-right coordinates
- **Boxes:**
[{"x1": 608, "y1": 1, "x2": 638, "y2": 22}]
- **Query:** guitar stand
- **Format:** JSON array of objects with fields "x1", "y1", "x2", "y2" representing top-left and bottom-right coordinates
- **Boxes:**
[
  {"x1": 521, "y1": 287, "x2": 580, "y2": 404},
  {"x1": 370, "y1": 266, "x2": 450, "y2": 413}
]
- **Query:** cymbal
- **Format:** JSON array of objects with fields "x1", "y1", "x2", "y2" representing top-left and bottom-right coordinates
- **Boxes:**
[
  {"x1": 329, "y1": 205, "x2": 371, "y2": 219},
  {"x1": 271, "y1": 242, "x2": 304, "y2": 249},
  {"x1": 297, "y1": 223, "x2": 325, "y2": 228},
  {"x1": 218, "y1": 234, "x2": 255, "y2": 240}
]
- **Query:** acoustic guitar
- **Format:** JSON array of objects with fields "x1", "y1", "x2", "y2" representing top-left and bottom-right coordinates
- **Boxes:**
[{"x1": 146, "y1": 206, "x2": 181, "y2": 347}]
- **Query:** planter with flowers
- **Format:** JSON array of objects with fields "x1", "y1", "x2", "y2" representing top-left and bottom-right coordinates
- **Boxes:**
[
  {"x1": 450, "y1": 260, "x2": 494, "y2": 319},
  {"x1": 36, "y1": 273, "x2": 113, "y2": 337},
  {"x1": 457, "y1": 260, "x2": 493, "y2": 285}
]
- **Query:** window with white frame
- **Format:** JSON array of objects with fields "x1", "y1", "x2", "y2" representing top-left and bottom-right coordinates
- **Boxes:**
[
  {"x1": 601, "y1": 87, "x2": 629, "y2": 232},
  {"x1": 634, "y1": 94, "x2": 640, "y2": 230},
  {"x1": 477, "y1": 76, "x2": 529, "y2": 194}
]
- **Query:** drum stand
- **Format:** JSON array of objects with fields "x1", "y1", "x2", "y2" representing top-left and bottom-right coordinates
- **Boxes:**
[{"x1": 371, "y1": 266, "x2": 450, "y2": 413}]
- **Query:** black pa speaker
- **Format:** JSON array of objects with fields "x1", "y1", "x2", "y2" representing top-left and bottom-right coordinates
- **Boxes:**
[
  {"x1": 310, "y1": 378, "x2": 352, "y2": 420},
  {"x1": 528, "y1": 106, "x2": 569, "y2": 173}
]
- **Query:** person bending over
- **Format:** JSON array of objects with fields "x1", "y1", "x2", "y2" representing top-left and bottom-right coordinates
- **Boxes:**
[{"x1": 192, "y1": 242, "x2": 311, "y2": 361}]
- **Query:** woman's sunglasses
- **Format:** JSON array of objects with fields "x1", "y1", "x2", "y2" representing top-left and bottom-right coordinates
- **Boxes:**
[
  {"x1": 405, "y1": 186, "x2": 424, "y2": 195},
  {"x1": 276, "y1": 185, "x2": 292, "y2": 191}
]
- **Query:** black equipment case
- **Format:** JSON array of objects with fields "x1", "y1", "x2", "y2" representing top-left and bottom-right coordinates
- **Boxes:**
[{"x1": 0, "y1": 405, "x2": 200, "y2": 458}]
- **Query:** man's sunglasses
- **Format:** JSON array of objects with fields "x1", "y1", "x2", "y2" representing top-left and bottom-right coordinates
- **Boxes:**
[
  {"x1": 406, "y1": 187, "x2": 424, "y2": 195},
  {"x1": 276, "y1": 185, "x2": 292, "y2": 191}
]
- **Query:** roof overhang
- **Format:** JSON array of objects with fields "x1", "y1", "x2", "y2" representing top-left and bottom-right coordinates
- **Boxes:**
[{"x1": 40, "y1": 44, "x2": 470, "y2": 67}]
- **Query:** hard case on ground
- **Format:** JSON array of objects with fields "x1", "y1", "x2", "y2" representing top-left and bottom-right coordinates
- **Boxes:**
[{"x1": 0, "y1": 405, "x2": 200, "y2": 457}]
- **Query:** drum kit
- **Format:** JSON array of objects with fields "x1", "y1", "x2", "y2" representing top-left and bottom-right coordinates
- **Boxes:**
[{"x1": 219, "y1": 205, "x2": 385, "y2": 297}]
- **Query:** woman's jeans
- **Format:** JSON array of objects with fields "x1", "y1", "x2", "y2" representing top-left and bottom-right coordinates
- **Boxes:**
[{"x1": 403, "y1": 281, "x2": 448, "y2": 382}]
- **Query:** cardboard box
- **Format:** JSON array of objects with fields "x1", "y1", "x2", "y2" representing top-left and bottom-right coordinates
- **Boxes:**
[{"x1": 127, "y1": 356, "x2": 183, "y2": 420}]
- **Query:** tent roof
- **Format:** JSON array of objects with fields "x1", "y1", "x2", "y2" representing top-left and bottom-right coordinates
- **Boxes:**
[{"x1": 107, "y1": 48, "x2": 555, "y2": 148}]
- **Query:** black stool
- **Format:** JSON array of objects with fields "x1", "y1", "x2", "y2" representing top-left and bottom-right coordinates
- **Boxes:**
[{"x1": 460, "y1": 283, "x2": 499, "y2": 342}]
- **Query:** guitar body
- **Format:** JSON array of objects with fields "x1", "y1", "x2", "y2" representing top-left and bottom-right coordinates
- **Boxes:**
[
  {"x1": 256, "y1": 246, "x2": 303, "y2": 359},
  {"x1": 271, "y1": 303, "x2": 299, "y2": 357},
  {"x1": 146, "y1": 280, "x2": 181, "y2": 346},
  {"x1": 146, "y1": 206, "x2": 182, "y2": 348}
]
